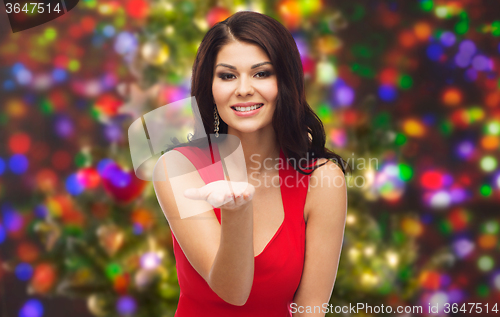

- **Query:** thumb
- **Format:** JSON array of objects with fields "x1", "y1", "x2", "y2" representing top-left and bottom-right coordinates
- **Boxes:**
[{"x1": 184, "y1": 188, "x2": 202, "y2": 200}]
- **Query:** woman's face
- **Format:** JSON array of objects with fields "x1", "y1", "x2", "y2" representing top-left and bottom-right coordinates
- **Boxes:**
[{"x1": 212, "y1": 41, "x2": 278, "y2": 136}]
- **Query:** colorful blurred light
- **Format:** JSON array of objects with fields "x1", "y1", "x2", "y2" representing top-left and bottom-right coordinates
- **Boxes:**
[
  {"x1": 77, "y1": 167, "x2": 100, "y2": 189},
  {"x1": 114, "y1": 32, "x2": 138, "y2": 55},
  {"x1": 140, "y1": 252, "x2": 162, "y2": 270},
  {"x1": 455, "y1": 53, "x2": 471, "y2": 68},
  {"x1": 478, "y1": 255, "x2": 494, "y2": 271},
  {"x1": 472, "y1": 55, "x2": 490, "y2": 71},
  {"x1": 378, "y1": 85, "x2": 397, "y2": 102},
  {"x1": 480, "y1": 156, "x2": 497, "y2": 172},
  {"x1": 97, "y1": 158, "x2": 115, "y2": 175},
  {"x1": 459, "y1": 39, "x2": 476, "y2": 56},
  {"x1": 34, "y1": 205, "x2": 48, "y2": 218},
  {"x1": 429, "y1": 291, "x2": 448, "y2": 309},
  {"x1": 316, "y1": 60, "x2": 337, "y2": 84},
  {"x1": 17, "y1": 242, "x2": 40, "y2": 262},
  {"x1": 483, "y1": 220, "x2": 500, "y2": 234},
  {"x1": 116, "y1": 295, "x2": 137, "y2": 315},
  {"x1": 426, "y1": 43, "x2": 443, "y2": 61},
  {"x1": 440, "y1": 31, "x2": 456, "y2": 46},
  {"x1": 419, "y1": 270, "x2": 441, "y2": 290},
  {"x1": 66, "y1": 173, "x2": 86, "y2": 196},
  {"x1": 54, "y1": 115, "x2": 74, "y2": 138},
  {"x1": 449, "y1": 187, "x2": 467, "y2": 203},
  {"x1": 403, "y1": 119, "x2": 425, "y2": 137},
  {"x1": 420, "y1": 170, "x2": 444, "y2": 190},
  {"x1": 9, "y1": 132, "x2": 31, "y2": 154},
  {"x1": 453, "y1": 237, "x2": 474, "y2": 258},
  {"x1": 51, "y1": 68, "x2": 67, "y2": 83},
  {"x1": 478, "y1": 234, "x2": 496, "y2": 249},
  {"x1": 374, "y1": 163, "x2": 405, "y2": 201},
  {"x1": 19, "y1": 299, "x2": 44, "y2": 317},
  {"x1": 401, "y1": 217, "x2": 423, "y2": 237},
  {"x1": 3, "y1": 209, "x2": 23, "y2": 232},
  {"x1": 0, "y1": 223, "x2": 6, "y2": 244},
  {"x1": 103, "y1": 25, "x2": 115, "y2": 37},
  {"x1": 493, "y1": 272, "x2": 500, "y2": 290},
  {"x1": 414, "y1": 22, "x2": 431, "y2": 40},
  {"x1": 442, "y1": 88, "x2": 462, "y2": 106},
  {"x1": 456, "y1": 140, "x2": 474, "y2": 159},
  {"x1": 31, "y1": 263, "x2": 56, "y2": 294},
  {"x1": 430, "y1": 190, "x2": 451, "y2": 209},
  {"x1": 464, "y1": 67, "x2": 477, "y2": 81},
  {"x1": 105, "y1": 123, "x2": 123, "y2": 142},
  {"x1": 9, "y1": 154, "x2": 29, "y2": 174},
  {"x1": 15, "y1": 263, "x2": 34, "y2": 281},
  {"x1": 486, "y1": 120, "x2": 500, "y2": 135},
  {"x1": 448, "y1": 208, "x2": 470, "y2": 231},
  {"x1": 103, "y1": 164, "x2": 132, "y2": 188},
  {"x1": 420, "y1": 0, "x2": 433, "y2": 11}
]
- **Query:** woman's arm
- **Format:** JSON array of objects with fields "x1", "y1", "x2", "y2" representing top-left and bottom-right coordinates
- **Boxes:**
[
  {"x1": 292, "y1": 159, "x2": 347, "y2": 317},
  {"x1": 153, "y1": 151, "x2": 255, "y2": 306}
]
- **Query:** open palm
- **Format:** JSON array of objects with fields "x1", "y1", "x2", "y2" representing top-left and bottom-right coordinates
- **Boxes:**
[{"x1": 183, "y1": 180, "x2": 255, "y2": 211}]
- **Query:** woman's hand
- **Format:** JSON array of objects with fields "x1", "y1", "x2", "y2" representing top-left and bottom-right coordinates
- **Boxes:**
[{"x1": 183, "y1": 180, "x2": 255, "y2": 211}]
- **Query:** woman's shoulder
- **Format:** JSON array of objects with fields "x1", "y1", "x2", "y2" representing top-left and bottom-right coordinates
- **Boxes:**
[
  {"x1": 169, "y1": 144, "x2": 214, "y2": 168},
  {"x1": 160, "y1": 144, "x2": 224, "y2": 184},
  {"x1": 310, "y1": 158, "x2": 344, "y2": 177}
]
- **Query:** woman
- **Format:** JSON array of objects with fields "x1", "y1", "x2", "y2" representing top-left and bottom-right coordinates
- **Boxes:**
[{"x1": 153, "y1": 11, "x2": 348, "y2": 317}]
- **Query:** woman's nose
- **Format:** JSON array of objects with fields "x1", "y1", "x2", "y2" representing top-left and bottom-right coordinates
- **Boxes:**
[{"x1": 235, "y1": 76, "x2": 254, "y2": 96}]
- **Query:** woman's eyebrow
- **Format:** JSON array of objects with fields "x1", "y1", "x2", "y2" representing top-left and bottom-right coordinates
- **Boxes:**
[{"x1": 215, "y1": 61, "x2": 272, "y2": 70}]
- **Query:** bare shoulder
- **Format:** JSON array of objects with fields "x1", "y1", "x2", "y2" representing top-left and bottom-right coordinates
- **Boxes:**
[{"x1": 304, "y1": 158, "x2": 347, "y2": 222}]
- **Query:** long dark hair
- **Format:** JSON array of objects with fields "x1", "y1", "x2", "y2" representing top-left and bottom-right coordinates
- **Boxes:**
[{"x1": 167, "y1": 11, "x2": 349, "y2": 176}]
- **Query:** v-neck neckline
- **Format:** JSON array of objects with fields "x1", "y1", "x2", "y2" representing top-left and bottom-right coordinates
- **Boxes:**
[
  {"x1": 209, "y1": 142, "x2": 287, "y2": 259},
  {"x1": 254, "y1": 147, "x2": 286, "y2": 259}
]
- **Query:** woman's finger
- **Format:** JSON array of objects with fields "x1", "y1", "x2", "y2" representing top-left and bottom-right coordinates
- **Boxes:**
[{"x1": 183, "y1": 188, "x2": 201, "y2": 200}]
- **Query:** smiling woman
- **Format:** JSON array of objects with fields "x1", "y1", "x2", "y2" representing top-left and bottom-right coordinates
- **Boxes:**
[{"x1": 153, "y1": 10, "x2": 349, "y2": 317}]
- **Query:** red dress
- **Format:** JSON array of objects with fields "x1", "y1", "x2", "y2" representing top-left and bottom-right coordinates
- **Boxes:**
[{"x1": 171, "y1": 142, "x2": 314, "y2": 316}]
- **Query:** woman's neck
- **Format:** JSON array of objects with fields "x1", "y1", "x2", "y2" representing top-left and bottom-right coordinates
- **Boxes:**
[{"x1": 226, "y1": 125, "x2": 280, "y2": 175}]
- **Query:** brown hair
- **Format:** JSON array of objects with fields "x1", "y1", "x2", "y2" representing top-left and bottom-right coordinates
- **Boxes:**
[{"x1": 169, "y1": 11, "x2": 348, "y2": 175}]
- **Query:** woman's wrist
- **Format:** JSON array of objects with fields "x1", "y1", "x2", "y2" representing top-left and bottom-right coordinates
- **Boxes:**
[{"x1": 220, "y1": 200, "x2": 253, "y2": 215}]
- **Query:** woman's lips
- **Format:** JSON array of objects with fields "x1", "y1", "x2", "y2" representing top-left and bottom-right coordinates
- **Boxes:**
[{"x1": 231, "y1": 104, "x2": 264, "y2": 117}]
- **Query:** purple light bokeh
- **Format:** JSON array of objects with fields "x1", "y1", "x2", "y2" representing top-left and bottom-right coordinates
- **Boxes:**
[
  {"x1": 116, "y1": 296, "x2": 137, "y2": 315},
  {"x1": 335, "y1": 85, "x2": 355, "y2": 106},
  {"x1": 471, "y1": 55, "x2": 489, "y2": 71},
  {"x1": 459, "y1": 40, "x2": 476, "y2": 56},
  {"x1": 455, "y1": 53, "x2": 471, "y2": 68},
  {"x1": 440, "y1": 31, "x2": 456, "y2": 47},
  {"x1": 453, "y1": 238, "x2": 474, "y2": 258},
  {"x1": 55, "y1": 116, "x2": 74, "y2": 138},
  {"x1": 465, "y1": 67, "x2": 478, "y2": 81},
  {"x1": 456, "y1": 140, "x2": 474, "y2": 159}
]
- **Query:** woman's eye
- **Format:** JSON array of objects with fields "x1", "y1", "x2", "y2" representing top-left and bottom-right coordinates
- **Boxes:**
[
  {"x1": 219, "y1": 73, "x2": 235, "y2": 80},
  {"x1": 217, "y1": 71, "x2": 272, "y2": 80},
  {"x1": 255, "y1": 71, "x2": 271, "y2": 78}
]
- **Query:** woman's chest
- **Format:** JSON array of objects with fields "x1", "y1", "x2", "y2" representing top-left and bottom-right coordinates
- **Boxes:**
[
  {"x1": 251, "y1": 184, "x2": 285, "y2": 257},
  {"x1": 249, "y1": 173, "x2": 309, "y2": 258}
]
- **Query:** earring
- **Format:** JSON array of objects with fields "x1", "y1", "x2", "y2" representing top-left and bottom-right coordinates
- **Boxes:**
[{"x1": 214, "y1": 104, "x2": 219, "y2": 138}]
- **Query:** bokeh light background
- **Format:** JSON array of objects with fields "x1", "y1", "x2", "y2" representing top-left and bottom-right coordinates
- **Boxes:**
[{"x1": 1, "y1": 0, "x2": 500, "y2": 316}]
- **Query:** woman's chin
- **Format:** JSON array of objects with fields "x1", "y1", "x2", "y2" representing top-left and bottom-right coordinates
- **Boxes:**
[{"x1": 227, "y1": 123, "x2": 270, "y2": 135}]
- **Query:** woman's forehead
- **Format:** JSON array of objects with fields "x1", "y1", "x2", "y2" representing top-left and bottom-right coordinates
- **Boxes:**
[{"x1": 215, "y1": 42, "x2": 269, "y2": 64}]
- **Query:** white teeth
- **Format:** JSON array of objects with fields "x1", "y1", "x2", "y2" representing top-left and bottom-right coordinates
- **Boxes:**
[{"x1": 234, "y1": 104, "x2": 263, "y2": 112}]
